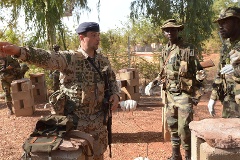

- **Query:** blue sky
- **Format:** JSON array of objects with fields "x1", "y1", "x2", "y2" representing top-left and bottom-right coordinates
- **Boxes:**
[{"x1": 63, "y1": 0, "x2": 132, "y2": 33}]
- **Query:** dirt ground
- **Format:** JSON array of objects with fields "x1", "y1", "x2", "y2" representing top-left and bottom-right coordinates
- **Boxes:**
[{"x1": 0, "y1": 54, "x2": 222, "y2": 160}]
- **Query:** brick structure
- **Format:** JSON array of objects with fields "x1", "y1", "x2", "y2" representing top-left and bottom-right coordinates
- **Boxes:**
[
  {"x1": 11, "y1": 78, "x2": 35, "y2": 117},
  {"x1": 116, "y1": 68, "x2": 140, "y2": 101},
  {"x1": 189, "y1": 118, "x2": 240, "y2": 160},
  {"x1": 29, "y1": 73, "x2": 48, "y2": 103}
]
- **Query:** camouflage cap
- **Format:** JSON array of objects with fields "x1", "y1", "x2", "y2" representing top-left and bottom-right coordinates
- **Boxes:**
[
  {"x1": 161, "y1": 19, "x2": 184, "y2": 31},
  {"x1": 215, "y1": 7, "x2": 240, "y2": 22}
]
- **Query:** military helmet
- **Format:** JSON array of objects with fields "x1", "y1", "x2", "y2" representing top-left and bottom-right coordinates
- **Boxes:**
[
  {"x1": 215, "y1": 7, "x2": 240, "y2": 22},
  {"x1": 161, "y1": 19, "x2": 184, "y2": 31}
]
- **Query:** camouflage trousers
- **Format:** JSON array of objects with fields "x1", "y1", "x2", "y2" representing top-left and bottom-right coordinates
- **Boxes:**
[
  {"x1": 68, "y1": 111, "x2": 108, "y2": 158},
  {"x1": 1, "y1": 78, "x2": 13, "y2": 102},
  {"x1": 166, "y1": 91, "x2": 193, "y2": 151},
  {"x1": 222, "y1": 95, "x2": 240, "y2": 118}
]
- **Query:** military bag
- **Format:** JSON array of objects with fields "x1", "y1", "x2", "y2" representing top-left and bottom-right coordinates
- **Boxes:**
[
  {"x1": 22, "y1": 115, "x2": 74, "y2": 159},
  {"x1": 49, "y1": 90, "x2": 66, "y2": 115}
]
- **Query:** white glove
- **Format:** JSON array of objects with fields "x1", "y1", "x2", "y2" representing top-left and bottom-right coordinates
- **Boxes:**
[
  {"x1": 120, "y1": 100, "x2": 137, "y2": 112},
  {"x1": 235, "y1": 94, "x2": 240, "y2": 104},
  {"x1": 207, "y1": 99, "x2": 216, "y2": 117},
  {"x1": 145, "y1": 82, "x2": 154, "y2": 96},
  {"x1": 220, "y1": 64, "x2": 234, "y2": 75},
  {"x1": 229, "y1": 49, "x2": 240, "y2": 65},
  {"x1": 196, "y1": 70, "x2": 206, "y2": 81}
]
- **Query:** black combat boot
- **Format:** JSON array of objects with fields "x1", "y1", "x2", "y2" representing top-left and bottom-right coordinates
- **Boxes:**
[
  {"x1": 7, "y1": 102, "x2": 14, "y2": 115},
  {"x1": 168, "y1": 146, "x2": 182, "y2": 160},
  {"x1": 185, "y1": 150, "x2": 191, "y2": 160}
]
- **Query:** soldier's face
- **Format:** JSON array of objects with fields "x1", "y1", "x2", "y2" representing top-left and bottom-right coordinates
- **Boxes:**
[
  {"x1": 163, "y1": 28, "x2": 179, "y2": 42},
  {"x1": 84, "y1": 31, "x2": 100, "y2": 50},
  {"x1": 218, "y1": 17, "x2": 239, "y2": 39}
]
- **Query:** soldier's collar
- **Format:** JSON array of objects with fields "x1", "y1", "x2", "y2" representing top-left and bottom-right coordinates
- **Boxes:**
[{"x1": 77, "y1": 48, "x2": 98, "y2": 59}]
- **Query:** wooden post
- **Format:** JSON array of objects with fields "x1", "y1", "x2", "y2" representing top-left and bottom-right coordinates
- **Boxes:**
[{"x1": 161, "y1": 85, "x2": 171, "y2": 142}]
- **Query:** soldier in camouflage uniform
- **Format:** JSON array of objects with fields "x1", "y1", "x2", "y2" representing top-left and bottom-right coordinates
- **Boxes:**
[
  {"x1": 156, "y1": 19, "x2": 206, "y2": 160},
  {"x1": 51, "y1": 44, "x2": 61, "y2": 92},
  {"x1": 0, "y1": 22, "x2": 119, "y2": 160},
  {"x1": 209, "y1": 7, "x2": 240, "y2": 118},
  {"x1": 0, "y1": 56, "x2": 28, "y2": 115}
]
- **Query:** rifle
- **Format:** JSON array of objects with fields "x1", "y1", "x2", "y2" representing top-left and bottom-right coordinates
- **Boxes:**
[
  {"x1": 102, "y1": 66, "x2": 112, "y2": 158},
  {"x1": 217, "y1": 32, "x2": 228, "y2": 101}
]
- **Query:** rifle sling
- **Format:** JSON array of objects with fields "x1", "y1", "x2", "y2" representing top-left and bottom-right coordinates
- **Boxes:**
[
  {"x1": 160, "y1": 47, "x2": 174, "y2": 77},
  {"x1": 86, "y1": 57, "x2": 103, "y2": 80}
]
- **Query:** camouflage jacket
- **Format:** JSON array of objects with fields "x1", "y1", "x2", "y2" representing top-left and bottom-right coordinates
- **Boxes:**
[
  {"x1": 210, "y1": 39, "x2": 235, "y2": 101},
  {"x1": 18, "y1": 47, "x2": 119, "y2": 115},
  {"x1": 230, "y1": 37, "x2": 240, "y2": 96},
  {"x1": 0, "y1": 56, "x2": 22, "y2": 80},
  {"x1": 159, "y1": 38, "x2": 203, "y2": 98}
]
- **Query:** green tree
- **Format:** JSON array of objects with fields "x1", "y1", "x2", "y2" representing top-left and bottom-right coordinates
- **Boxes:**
[
  {"x1": 130, "y1": 0, "x2": 215, "y2": 57},
  {"x1": 0, "y1": 0, "x2": 98, "y2": 49}
]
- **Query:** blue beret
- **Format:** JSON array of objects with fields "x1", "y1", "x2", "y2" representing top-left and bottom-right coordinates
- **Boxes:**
[{"x1": 76, "y1": 22, "x2": 100, "y2": 34}]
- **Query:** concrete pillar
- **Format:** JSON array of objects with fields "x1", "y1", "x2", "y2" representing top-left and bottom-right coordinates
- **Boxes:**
[
  {"x1": 29, "y1": 73, "x2": 48, "y2": 103},
  {"x1": 11, "y1": 78, "x2": 35, "y2": 117},
  {"x1": 117, "y1": 68, "x2": 140, "y2": 101}
]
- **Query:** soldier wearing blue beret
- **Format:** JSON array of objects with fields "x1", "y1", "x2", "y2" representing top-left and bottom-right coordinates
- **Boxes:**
[
  {"x1": 76, "y1": 22, "x2": 100, "y2": 34},
  {"x1": 0, "y1": 21, "x2": 120, "y2": 159}
]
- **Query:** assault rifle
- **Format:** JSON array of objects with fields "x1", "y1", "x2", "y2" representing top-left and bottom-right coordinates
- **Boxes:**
[
  {"x1": 102, "y1": 66, "x2": 112, "y2": 158},
  {"x1": 217, "y1": 32, "x2": 228, "y2": 101}
]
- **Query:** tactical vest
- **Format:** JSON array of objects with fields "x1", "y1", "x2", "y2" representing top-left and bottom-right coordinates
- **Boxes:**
[
  {"x1": 162, "y1": 42, "x2": 195, "y2": 94},
  {"x1": 60, "y1": 50, "x2": 108, "y2": 115},
  {"x1": 214, "y1": 39, "x2": 235, "y2": 95}
]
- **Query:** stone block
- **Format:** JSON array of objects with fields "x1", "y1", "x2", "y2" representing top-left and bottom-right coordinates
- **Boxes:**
[
  {"x1": 191, "y1": 131, "x2": 205, "y2": 160},
  {"x1": 13, "y1": 98, "x2": 34, "y2": 110},
  {"x1": 29, "y1": 73, "x2": 48, "y2": 103},
  {"x1": 126, "y1": 78, "x2": 139, "y2": 87},
  {"x1": 117, "y1": 68, "x2": 139, "y2": 80},
  {"x1": 200, "y1": 142, "x2": 240, "y2": 160},
  {"x1": 14, "y1": 105, "x2": 35, "y2": 117},
  {"x1": 11, "y1": 90, "x2": 34, "y2": 101},
  {"x1": 189, "y1": 118, "x2": 240, "y2": 148},
  {"x1": 29, "y1": 73, "x2": 46, "y2": 83},
  {"x1": 11, "y1": 78, "x2": 32, "y2": 92}
]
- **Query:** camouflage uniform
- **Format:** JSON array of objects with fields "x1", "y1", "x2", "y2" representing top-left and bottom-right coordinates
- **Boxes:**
[
  {"x1": 230, "y1": 39, "x2": 240, "y2": 115},
  {"x1": 17, "y1": 47, "x2": 119, "y2": 157},
  {"x1": 52, "y1": 45, "x2": 60, "y2": 92},
  {"x1": 52, "y1": 70, "x2": 60, "y2": 92},
  {"x1": 161, "y1": 39, "x2": 203, "y2": 153},
  {"x1": 210, "y1": 39, "x2": 239, "y2": 118},
  {"x1": 0, "y1": 56, "x2": 24, "y2": 115},
  {"x1": 212, "y1": 7, "x2": 240, "y2": 118}
]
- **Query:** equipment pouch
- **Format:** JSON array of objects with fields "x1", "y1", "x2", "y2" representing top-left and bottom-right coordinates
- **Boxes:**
[
  {"x1": 179, "y1": 61, "x2": 188, "y2": 76},
  {"x1": 180, "y1": 77, "x2": 193, "y2": 93},
  {"x1": 49, "y1": 91, "x2": 66, "y2": 115},
  {"x1": 22, "y1": 115, "x2": 74, "y2": 157}
]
